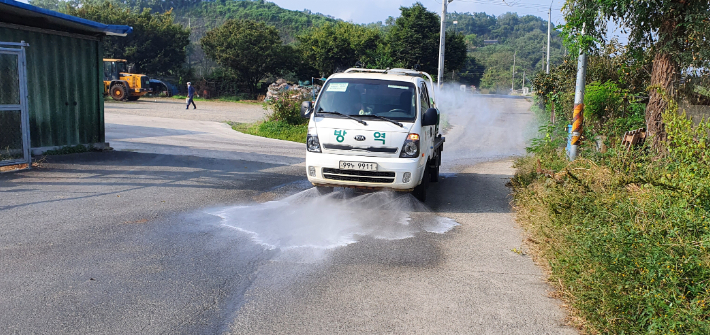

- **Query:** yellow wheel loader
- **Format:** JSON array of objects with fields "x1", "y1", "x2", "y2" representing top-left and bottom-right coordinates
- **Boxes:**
[{"x1": 103, "y1": 59, "x2": 151, "y2": 101}]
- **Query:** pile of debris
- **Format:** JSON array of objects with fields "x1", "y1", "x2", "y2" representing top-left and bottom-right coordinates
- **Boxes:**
[{"x1": 265, "y1": 78, "x2": 320, "y2": 101}]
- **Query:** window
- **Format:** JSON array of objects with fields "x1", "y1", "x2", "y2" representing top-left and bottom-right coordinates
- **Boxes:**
[
  {"x1": 419, "y1": 84, "x2": 431, "y2": 114},
  {"x1": 315, "y1": 79, "x2": 417, "y2": 122}
]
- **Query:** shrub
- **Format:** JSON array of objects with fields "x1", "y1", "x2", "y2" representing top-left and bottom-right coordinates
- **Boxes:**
[
  {"x1": 264, "y1": 88, "x2": 312, "y2": 125},
  {"x1": 584, "y1": 81, "x2": 624, "y2": 130}
]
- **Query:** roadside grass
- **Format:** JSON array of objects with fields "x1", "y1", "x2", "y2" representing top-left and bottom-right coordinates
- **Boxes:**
[
  {"x1": 511, "y1": 104, "x2": 710, "y2": 333},
  {"x1": 228, "y1": 120, "x2": 307, "y2": 143}
]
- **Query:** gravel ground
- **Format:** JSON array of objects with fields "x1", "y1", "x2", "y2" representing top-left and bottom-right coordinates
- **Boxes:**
[{"x1": 105, "y1": 97, "x2": 269, "y2": 123}]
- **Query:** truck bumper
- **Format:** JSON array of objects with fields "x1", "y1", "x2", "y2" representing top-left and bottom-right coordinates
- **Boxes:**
[{"x1": 305, "y1": 151, "x2": 426, "y2": 191}]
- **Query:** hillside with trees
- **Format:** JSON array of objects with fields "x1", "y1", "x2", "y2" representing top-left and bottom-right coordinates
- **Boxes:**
[{"x1": 29, "y1": 0, "x2": 564, "y2": 94}]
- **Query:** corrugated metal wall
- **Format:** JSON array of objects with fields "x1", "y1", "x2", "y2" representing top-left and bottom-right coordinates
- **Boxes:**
[{"x1": 0, "y1": 26, "x2": 104, "y2": 148}]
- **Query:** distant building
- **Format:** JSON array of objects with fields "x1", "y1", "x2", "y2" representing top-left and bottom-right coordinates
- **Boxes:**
[
  {"x1": 0, "y1": 0, "x2": 131, "y2": 167},
  {"x1": 483, "y1": 40, "x2": 499, "y2": 45}
]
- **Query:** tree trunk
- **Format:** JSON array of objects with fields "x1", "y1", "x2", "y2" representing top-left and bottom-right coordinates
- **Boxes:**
[
  {"x1": 646, "y1": 52, "x2": 677, "y2": 150},
  {"x1": 646, "y1": 19, "x2": 678, "y2": 151}
]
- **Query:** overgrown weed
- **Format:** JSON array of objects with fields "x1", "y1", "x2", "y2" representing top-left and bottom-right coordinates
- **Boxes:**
[{"x1": 512, "y1": 103, "x2": 710, "y2": 334}]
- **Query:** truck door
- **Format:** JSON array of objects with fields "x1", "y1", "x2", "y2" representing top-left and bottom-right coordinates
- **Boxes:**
[{"x1": 419, "y1": 83, "x2": 433, "y2": 157}]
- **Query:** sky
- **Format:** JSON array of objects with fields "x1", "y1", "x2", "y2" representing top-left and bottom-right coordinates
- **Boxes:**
[{"x1": 269, "y1": 0, "x2": 568, "y2": 25}]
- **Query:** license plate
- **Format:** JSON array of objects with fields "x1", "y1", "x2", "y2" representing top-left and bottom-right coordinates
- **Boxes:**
[{"x1": 339, "y1": 161, "x2": 377, "y2": 171}]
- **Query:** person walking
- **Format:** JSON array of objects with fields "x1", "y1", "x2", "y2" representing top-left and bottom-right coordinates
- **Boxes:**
[{"x1": 186, "y1": 82, "x2": 196, "y2": 109}]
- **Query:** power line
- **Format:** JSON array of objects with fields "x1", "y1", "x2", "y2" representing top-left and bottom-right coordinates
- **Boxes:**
[{"x1": 454, "y1": 0, "x2": 562, "y2": 11}]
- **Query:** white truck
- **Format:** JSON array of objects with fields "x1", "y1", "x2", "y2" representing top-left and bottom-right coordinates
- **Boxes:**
[{"x1": 300, "y1": 68, "x2": 444, "y2": 201}]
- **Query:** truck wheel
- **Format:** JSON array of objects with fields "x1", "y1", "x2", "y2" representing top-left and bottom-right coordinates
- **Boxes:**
[
  {"x1": 127, "y1": 96, "x2": 140, "y2": 101},
  {"x1": 110, "y1": 85, "x2": 127, "y2": 101},
  {"x1": 315, "y1": 186, "x2": 333, "y2": 195},
  {"x1": 412, "y1": 166, "x2": 430, "y2": 202}
]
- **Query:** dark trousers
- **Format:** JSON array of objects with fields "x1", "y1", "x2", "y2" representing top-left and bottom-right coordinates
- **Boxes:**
[{"x1": 186, "y1": 97, "x2": 196, "y2": 109}]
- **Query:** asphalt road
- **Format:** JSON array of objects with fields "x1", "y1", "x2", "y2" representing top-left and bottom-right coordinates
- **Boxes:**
[{"x1": 0, "y1": 96, "x2": 576, "y2": 334}]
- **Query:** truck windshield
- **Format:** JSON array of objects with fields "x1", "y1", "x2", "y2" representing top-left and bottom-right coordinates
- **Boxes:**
[
  {"x1": 116, "y1": 62, "x2": 127, "y2": 73},
  {"x1": 315, "y1": 79, "x2": 417, "y2": 122}
]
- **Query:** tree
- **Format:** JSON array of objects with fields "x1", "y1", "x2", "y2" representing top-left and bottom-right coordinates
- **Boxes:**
[
  {"x1": 387, "y1": 3, "x2": 440, "y2": 74},
  {"x1": 457, "y1": 57, "x2": 485, "y2": 87},
  {"x1": 444, "y1": 32, "x2": 467, "y2": 73},
  {"x1": 64, "y1": 2, "x2": 190, "y2": 76},
  {"x1": 297, "y1": 22, "x2": 382, "y2": 76},
  {"x1": 563, "y1": 0, "x2": 710, "y2": 149},
  {"x1": 387, "y1": 2, "x2": 468, "y2": 77},
  {"x1": 200, "y1": 19, "x2": 286, "y2": 94}
]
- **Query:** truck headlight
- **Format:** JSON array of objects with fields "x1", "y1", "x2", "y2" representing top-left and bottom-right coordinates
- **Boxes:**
[
  {"x1": 307, "y1": 134, "x2": 321, "y2": 153},
  {"x1": 399, "y1": 133, "x2": 420, "y2": 158}
]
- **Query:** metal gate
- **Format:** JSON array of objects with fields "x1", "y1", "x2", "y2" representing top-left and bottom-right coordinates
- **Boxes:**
[{"x1": 0, "y1": 41, "x2": 30, "y2": 168}]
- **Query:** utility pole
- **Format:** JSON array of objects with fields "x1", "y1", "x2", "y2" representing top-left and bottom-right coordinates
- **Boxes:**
[
  {"x1": 437, "y1": 0, "x2": 452, "y2": 88},
  {"x1": 511, "y1": 51, "x2": 516, "y2": 92},
  {"x1": 522, "y1": 70, "x2": 526, "y2": 90},
  {"x1": 546, "y1": 7, "x2": 551, "y2": 74},
  {"x1": 569, "y1": 23, "x2": 588, "y2": 161}
]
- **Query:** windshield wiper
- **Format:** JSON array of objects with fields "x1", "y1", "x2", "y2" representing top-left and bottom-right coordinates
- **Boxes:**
[
  {"x1": 358, "y1": 114, "x2": 404, "y2": 127},
  {"x1": 316, "y1": 109, "x2": 367, "y2": 126}
]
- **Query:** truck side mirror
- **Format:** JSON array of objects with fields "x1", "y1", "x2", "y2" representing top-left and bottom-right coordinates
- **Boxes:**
[
  {"x1": 300, "y1": 101, "x2": 313, "y2": 118},
  {"x1": 422, "y1": 108, "x2": 438, "y2": 126}
]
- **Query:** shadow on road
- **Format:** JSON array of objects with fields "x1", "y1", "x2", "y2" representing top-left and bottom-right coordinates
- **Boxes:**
[
  {"x1": 0, "y1": 151, "x2": 301, "y2": 212},
  {"x1": 107, "y1": 123, "x2": 208, "y2": 140}
]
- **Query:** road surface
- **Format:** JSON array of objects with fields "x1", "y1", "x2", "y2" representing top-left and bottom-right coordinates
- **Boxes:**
[{"x1": 0, "y1": 97, "x2": 575, "y2": 334}]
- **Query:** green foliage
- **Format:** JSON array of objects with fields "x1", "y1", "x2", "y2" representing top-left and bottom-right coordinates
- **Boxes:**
[
  {"x1": 474, "y1": 45, "x2": 517, "y2": 92},
  {"x1": 63, "y1": 2, "x2": 190, "y2": 76},
  {"x1": 609, "y1": 102, "x2": 646, "y2": 136},
  {"x1": 563, "y1": 0, "x2": 710, "y2": 72},
  {"x1": 38, "y1": 0, "x2": 571, "y2": 92},
  {"x1": 444, "y1": 32, "x2": 467, "y2": 74},
  {"x1": 453, "y1": 12, "x2": 565, "y2": 91},
  {"x1": 297, "y1": 22, "x2": 382, "y2": 76},
  {"x1": 533, "y1": 41, "x2": 651, "y2": 131},
  {"x1": 200, "y1": 19, "x2": 286, "y2": 94},
  {"x1": 526, "y1": 100, "x2": 570, "y2": 154},
  {"x1": 463, "y1": 34, "x2": 482, "y2": 49},
  {"x1": 386, "y1": 2, "x2": 441, "y2": 75},
  {"x1": 513, "y1": 108, "x2": 710, "y2": 333},
  {"x1": 263, "y1": 88, "x2": 311, "y2": 126},
  {"x1": 456, "y1": 56, "x2": 485, "y2": 87},
  {"x1": 664, "y1": 102, "x2": 710, "y2": 168},
  {"x1": 584, "y1": 81, "x2": 624, "y2": 129},
  {"x1": 229, "y1": 120, "x2": 307, "y2": 143},
  {"x1": 583, "y1": 80, "x2": 647, "y2": 137},
  {"x1": 174, "y1": 0, "x2": 336, "y2": 44}
]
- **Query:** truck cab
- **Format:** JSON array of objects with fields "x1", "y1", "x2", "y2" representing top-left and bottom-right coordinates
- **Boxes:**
[{"x1": 301, "y1": 68, "x2": 444, "y2": 201}]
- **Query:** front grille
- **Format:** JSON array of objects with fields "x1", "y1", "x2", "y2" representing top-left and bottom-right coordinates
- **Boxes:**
[
  {"x1": 322, "y1": 168, "x2": 395, "y2": 184},
  {"x1": 323, "y1": 144, "x2": 398, "y2": 154},
  {"x1": 141, "y1": 76, "x2": 150, "y2": 89}
]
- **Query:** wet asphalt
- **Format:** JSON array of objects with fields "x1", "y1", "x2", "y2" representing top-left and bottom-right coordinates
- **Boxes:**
[{"x1": 0, "y1": 96, "x2": 577, "y2": 334}]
